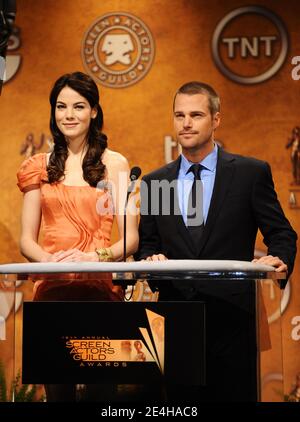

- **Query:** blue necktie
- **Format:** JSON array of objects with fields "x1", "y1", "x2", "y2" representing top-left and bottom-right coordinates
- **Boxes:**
[{"x1": 187, "y1": 164, "x2": 204, "y2": 246}]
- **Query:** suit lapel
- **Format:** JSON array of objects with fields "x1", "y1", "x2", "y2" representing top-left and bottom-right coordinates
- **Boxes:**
[{"x1": 196, "y1": 147, "x2": 236, "y2": 255}]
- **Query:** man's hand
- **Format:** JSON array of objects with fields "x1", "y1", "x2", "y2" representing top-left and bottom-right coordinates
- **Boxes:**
[
  {"x1": 143, "y1": 254, "x2": 168, "y2": 261},
  {"x1": 252, "y1": 255, "x2": 287, "y2": 272}
]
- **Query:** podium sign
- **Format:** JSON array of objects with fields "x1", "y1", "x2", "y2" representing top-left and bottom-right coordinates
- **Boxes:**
[{"x1": 22, "y1": 301, "x2": 205, "y2": 385}]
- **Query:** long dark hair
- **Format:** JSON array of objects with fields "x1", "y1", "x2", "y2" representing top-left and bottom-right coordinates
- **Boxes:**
[{"x1": 47, "y1": 71, "x2": 107, "y2": 186}]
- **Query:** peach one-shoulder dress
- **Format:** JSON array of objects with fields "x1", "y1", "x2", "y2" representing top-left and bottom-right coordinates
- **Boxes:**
[{"x1": 17, "y1": 153, "x2": 122, "y2": 301}]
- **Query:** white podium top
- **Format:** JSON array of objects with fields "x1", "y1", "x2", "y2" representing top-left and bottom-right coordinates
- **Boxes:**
[{"x1": 0, "y1": 259, "x2": 281, "y2": 275}]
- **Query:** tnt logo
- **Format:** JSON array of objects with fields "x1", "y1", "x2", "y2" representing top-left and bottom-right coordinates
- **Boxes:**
[{"x1": 212, "y1": 6, "x2": 288, "y2": 84}]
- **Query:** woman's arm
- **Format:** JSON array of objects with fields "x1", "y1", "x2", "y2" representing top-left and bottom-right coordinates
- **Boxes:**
[{"x1": 20, "y1": 189, "x2": 51, "y2": 262}]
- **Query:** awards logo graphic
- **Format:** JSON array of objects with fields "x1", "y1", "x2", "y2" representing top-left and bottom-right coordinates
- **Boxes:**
[{"x1": 64, "y1": 309, "x2": 165, "y2": 373}]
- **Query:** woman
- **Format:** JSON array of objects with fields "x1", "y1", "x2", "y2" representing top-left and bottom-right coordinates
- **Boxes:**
[{"x1": 17, "y1": 71, "x2": 139, "y2": 400}]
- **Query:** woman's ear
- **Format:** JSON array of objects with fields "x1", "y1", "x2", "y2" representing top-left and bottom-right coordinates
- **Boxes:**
[{"x1": 91, "y1": 107, "x2": 98, "y2": 119}]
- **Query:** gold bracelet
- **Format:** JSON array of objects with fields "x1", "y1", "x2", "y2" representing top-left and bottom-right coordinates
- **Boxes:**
[{"x1": 95, "y1": 247, "x2": 114, "y2": 262}]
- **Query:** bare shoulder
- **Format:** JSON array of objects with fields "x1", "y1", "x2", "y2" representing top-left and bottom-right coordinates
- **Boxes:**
[{"x1": 103, "y1": 148, "x2": 129, "y2": 171}]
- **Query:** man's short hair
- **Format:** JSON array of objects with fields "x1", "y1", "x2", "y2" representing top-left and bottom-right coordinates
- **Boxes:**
[{"x1": 173, "y1": 81, "x2": 220, "y2": 115}]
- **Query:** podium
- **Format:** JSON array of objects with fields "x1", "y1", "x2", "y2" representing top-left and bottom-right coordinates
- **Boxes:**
[{"x1": 0, "y1": 260, "x2": 285, "y2": 402}]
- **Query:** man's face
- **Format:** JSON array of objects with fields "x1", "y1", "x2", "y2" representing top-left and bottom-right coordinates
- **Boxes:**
[{"x1": 173, "y1": 93, "x2": 220, "y2": 154}]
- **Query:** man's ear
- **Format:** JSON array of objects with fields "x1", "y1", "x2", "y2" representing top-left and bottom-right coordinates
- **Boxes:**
[{"x1": 213, "y1": 112, "x2": 221, "y2": 130}]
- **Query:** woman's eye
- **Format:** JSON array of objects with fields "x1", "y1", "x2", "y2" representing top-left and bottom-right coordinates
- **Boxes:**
[{"x1": 56, "y1": 104, "x2": 65, "y2": 109}]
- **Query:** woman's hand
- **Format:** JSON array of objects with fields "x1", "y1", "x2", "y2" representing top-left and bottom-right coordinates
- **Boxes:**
[
  {"x1": 44, "y1": 249, "x2": 98, "y2": 263},
  {"x1": 40, "y1": 252, "x2": 58, "y2": 262}
]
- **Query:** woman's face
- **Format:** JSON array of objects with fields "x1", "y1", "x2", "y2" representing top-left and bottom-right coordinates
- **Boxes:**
[{"x1": 55, "y1": 86, "x2": 97, "y2": 143}]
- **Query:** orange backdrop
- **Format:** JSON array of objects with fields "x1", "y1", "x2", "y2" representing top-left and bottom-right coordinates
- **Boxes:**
[{"x1": 0, "y1": 0, "x2": 299, "y2": 401}]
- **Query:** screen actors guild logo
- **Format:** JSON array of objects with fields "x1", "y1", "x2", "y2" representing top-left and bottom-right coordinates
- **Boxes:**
[
  {"x1": 212, "y1": 6, "x2": 288, "y2": 84},
  {"x1": 64, "y1": 309, "x2": 165, "y2": 373},
  {"x1": 102, "y1": 34, "x2": 133, "y2": 65},
  {"x1": 81, "y1": 12, "x2": 155, "y2": 88}
]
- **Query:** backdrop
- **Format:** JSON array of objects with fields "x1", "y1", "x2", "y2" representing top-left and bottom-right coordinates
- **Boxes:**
[{"x1": 0, "y1": 0, "x2": 299, "y2": 401}]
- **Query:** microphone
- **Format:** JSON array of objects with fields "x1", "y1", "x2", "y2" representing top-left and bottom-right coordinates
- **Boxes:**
[
  {"x1": 129, "y1": 166, "x2": 142, "y2": 184},
  {"x1": 123, "y1": 166, "x2": 141, "y2": 262}
]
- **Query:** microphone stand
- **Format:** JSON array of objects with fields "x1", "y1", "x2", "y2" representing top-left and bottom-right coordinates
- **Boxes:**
[
  {"x1": 122, "y1": 167, "x2": 141, "y2": 301},
  {"x1": 123, "y1": 166, "x2": 141, "y2": 263},
  {"x1": 123, "y1": 178, "x2": 136, "y2": 262},
  {"x1": 123, "y1": 178, "x2": 138, "y2": 302}
]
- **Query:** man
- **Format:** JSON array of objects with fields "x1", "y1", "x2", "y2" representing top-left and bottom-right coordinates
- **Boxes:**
[{"x1": 136, "y1": 81, "x2": 297, "y2": 401}]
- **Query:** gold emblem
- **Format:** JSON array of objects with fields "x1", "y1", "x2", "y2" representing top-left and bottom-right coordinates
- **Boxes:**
[{"x1": 81, "y1": 12, "x2": 155, "y2": 88}]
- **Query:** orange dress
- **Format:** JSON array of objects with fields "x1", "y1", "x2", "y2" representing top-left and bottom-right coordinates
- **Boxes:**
[{"x1": 17, "y1": 153, "x2": 122, "y2": 301}]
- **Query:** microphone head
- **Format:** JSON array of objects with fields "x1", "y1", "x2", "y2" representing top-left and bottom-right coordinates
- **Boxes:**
[{"x1": 130, "y1": 166, "x2": 141, "y2": 181}]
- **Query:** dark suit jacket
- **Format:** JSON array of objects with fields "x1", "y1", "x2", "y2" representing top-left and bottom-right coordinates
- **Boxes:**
[
  {"x1": 137, "y1": 147, "x2": 297, "y2": 276},
  {"x1": 136, "y1": 147, "x2": 297, "y2": 400}
]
